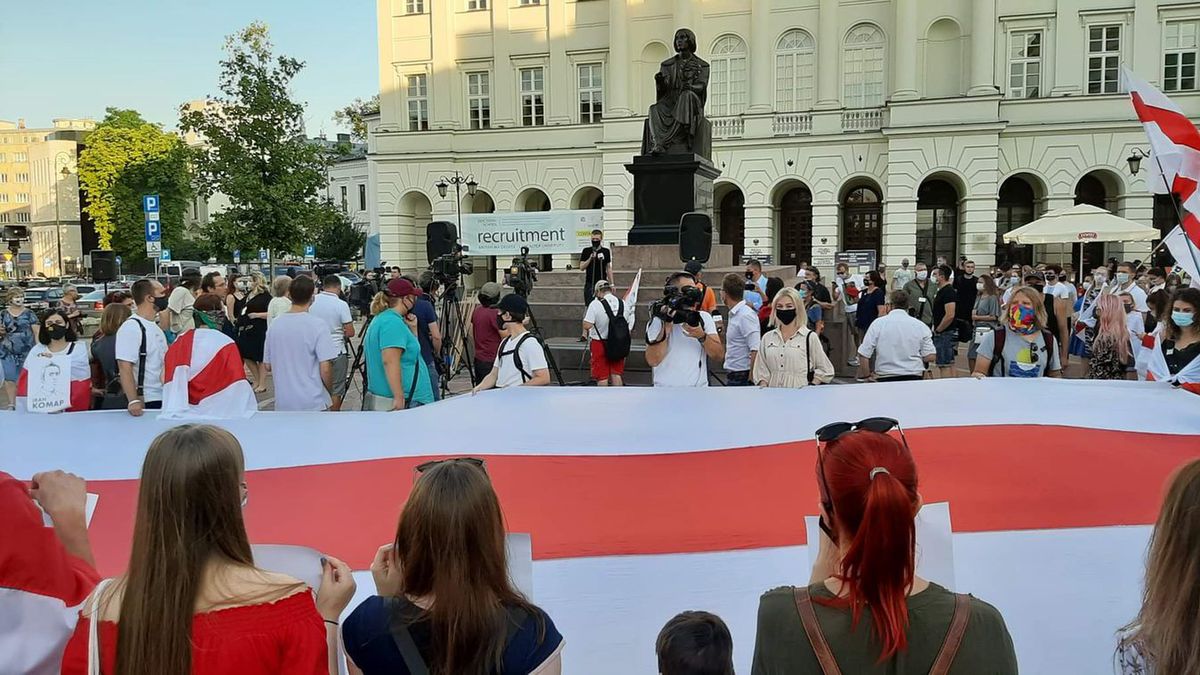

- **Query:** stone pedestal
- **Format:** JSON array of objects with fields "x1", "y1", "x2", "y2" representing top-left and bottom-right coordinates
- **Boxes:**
[{"x1": 624, "y1": 154, "x2": 722, "y2": 246}]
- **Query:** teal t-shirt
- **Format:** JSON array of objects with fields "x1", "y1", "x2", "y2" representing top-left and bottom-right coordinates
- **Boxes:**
[{"x1": 364, "y1": 310, "x2": 434, "y2": 405}]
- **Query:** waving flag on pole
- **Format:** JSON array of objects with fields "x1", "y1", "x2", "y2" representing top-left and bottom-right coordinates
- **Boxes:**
[
  {"x1": 623, "y1": 268, "x2": 642, "y2": 326},
  {"x1": 160, "y1": 329, "x2": 257, "y2": 420}
]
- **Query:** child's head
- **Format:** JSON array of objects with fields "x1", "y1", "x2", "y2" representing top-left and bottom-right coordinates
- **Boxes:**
[{"x1": 656, "y1": 611, "x2": 735, "y2": 675}]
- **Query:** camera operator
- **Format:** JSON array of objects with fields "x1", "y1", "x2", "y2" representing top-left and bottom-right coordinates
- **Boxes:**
[
  {"x1": 645, "y1": 272, "x2": 723, "y2": 387},
  {"x1": 471, "y1": 282, "x2": 503, "y2": 384},
  {"x1": 472, "y1": 294, "x2": 550, "y2": 391},
  {"x1": 580, "y1": 229, "x2": 613, "y2": 306}
]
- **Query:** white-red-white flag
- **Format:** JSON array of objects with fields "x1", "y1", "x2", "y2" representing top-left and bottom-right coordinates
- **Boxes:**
[
  {"x1": 159, "y1": 329, "x2": 258, "y2": 420},
  {"x1": 622, "y1": 268, "x2": 643, "y2": 326}
]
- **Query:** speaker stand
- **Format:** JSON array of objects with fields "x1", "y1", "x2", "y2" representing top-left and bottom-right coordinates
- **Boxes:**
[{"x1": 624, "y1": 154, "x2": 721, "y2": 246}]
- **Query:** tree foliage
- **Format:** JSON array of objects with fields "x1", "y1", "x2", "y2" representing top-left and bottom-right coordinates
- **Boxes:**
[
  {"x1": 310, "y1": 200, "x2": 367, "y2": 261},
  {"x1": 180, "y1": 22, "x2": 329, "y2": 258},
  {"x1": 77, "y1": 108, "x2": 193, "y2": 260},
  {"x1": 333, "y1": 94, "x2": 380, "y2": 141}
]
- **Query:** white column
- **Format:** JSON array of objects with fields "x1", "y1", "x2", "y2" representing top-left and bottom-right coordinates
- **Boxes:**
[
  {"x1": 430, "y1": 1, "x2": 458, "y2": 129},
  {"x1": 674, "y1": 0, "x2": 694, "y2": 33},
  {"x1": 748, "y1": 0, "x2": 773, "y2": 113},
  {"x1": 815, "y1": 0, "x2": 840, "y2": 109},
  {"x1": 1132, "y1": 0, "x2": 1159, "y2": 83},
  {"x1": 608, "y1": 0, "x2": 632, "y2": 117},
  {"x1": 492, "y1": 3, "x2": 516, "y2": 127},
  {"x1": 883, "y1": 198, "x2": 917, "y2": 266},
  {"x1": 547, "y1": 0, "x2": 572, "y2": 125},
  {"x1": 893, "y1": 0, "x2": 919, "y2": 101},
  {"x1": 961, "y1": 197, "x2": 1000, "y2": 266},
  {"x1": 968, "y1": 0, "x2": 998, "y2": 95},
  {"x1": 744, "y1": 204, "x2": 774, "y2": 263},
  {"x1": 811, "y1": 199, "x2": 840, "y2": 272}
]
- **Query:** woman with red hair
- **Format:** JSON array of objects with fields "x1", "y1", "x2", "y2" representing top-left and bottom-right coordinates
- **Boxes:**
[{"x1": 750, "y1": 420, "x2": 1017, "y2": 674}]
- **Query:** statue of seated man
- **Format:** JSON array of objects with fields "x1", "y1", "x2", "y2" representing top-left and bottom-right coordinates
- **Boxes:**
[{"x1": 643, "y1": 28, "x2": 712, "y2": 159}]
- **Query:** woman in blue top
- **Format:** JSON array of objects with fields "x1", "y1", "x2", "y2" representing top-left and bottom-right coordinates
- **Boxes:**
[
  {"x1": 343, "y1": 458, "x2": 564, "y2": 675},
  {"x1": 1, "y1": 287, "x2": 40, "y2": 408},
  {"x1": 362, "y1": 278, "x2": 435, "y2": 410}
]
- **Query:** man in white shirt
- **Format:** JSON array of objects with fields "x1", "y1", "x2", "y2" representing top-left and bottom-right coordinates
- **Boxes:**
[
  {"x1": 472, "y1": 293, "x2": 550, "y2": 390},
  {"x1": 857, "y1": 289, "x2": 936, "y2": 382},
  {"x1": 645, "y1": 272, "x2": 724, "y2": 387},
  {"x1": 720, "y1": 272, "x2": 760, "y2": 386},
  {"x1": 115, "y1": 279, "x2": 170, "y2": 416},
  {"x1": 1115, "y1": 261, "x2": 1149, "y2": 314},
  {"x1": 582, "y1": 280, "x2": 626, "y2": 386},
  {"x1": 309, "y1": 275, "x2": 356, "y2": 410},
  {"x1": 166, "y1": 276, "x2": 199, "y2": 335},
  {"x1": 892, "y1": 259, "x2": 914, "y2": 290},
  {"x1": 263, "y1": 275, "x2": 340, "y2": 411}
]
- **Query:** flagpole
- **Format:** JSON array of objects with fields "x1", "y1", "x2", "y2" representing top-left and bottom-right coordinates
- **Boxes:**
[{"x1": 1150, "y1": 151, "x2": 1200, "y2": 281}]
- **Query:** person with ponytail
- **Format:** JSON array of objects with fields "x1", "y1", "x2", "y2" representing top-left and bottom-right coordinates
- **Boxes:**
[
  {"x1": 750, "y1": 421, "x2": 1017, "y2": 674},
  {"x1": 361, "y1": 278, "x2": 436, "y2": 410},
  {"x1": 60, "y1": 424, "x2": 357, "y2": 675},
  {"x1": 343, "y1": 458, "x2": 564, "y2": 674}
]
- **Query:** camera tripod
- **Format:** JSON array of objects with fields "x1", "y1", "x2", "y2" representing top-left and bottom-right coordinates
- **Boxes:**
[
  {"x1": 347, "y1": 311, "x2": 375, "y2": 411},
  {"x1": 436, "y1": 283, "x2": 476, "y2": 396},
  {"x1": 521, "y1": 298, "x2": 567, "y2": 386}
]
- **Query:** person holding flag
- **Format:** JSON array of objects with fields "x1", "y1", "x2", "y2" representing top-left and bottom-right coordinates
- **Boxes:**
[{"x1": 1138, "y1": 288, "x2": 1200, "y2": 393}]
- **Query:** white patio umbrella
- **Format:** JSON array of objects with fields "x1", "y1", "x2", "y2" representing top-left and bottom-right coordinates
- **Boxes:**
[{"x1": 1001, "y1": 203, "x2": 1159, "y2": 245}]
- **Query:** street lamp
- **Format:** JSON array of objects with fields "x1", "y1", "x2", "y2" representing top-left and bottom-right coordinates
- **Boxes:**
[
  {"x1": 52, "y1": 153, "x2": 74, "y2": 277},
  {"x1": 434, "y1": 171, "x2": 479, "y2": 234},
  {"x1": 1127, "y1": 148, "x2": 1149, "y2": 175}
]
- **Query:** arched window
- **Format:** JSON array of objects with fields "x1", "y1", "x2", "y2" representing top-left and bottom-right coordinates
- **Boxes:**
[
  {"x1": 996, "y1": 176, "x2": 1035, "y2": 268},
  {"x1": 776, "y1": 30, "x2": 816, "y2": 111},
  {"x1": 842, "y1": 185, "x2": 883, "y2": 255},
  {"x1": 1074, "y1": 173, "x2": 1112, "y2": 272},
  {"x1": 710, "y1": 35, "x2": 748, "y2": 116},
  {"x1": 719, "y1": 189, "x2": 746, "y2": 263},
  {"x1": 779, "y1": 186, "x2": 814, "y2": 267},
  {"x1": 916, "y1": 179, "x2": 959, "y2": 264},
  {"x1": 843, "y1": 24, "x2": 886, "y2": 108}
]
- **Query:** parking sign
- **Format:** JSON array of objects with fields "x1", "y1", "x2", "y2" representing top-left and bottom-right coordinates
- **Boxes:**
[
  {"x1": 259, "y1": 249, "x2": 268, "y2": 262},
  {"x1": 161, "y1": 248, "x2": 172, "y2": 262},
  {"x1": 142, "y1": 194, "x2": 160, "y2": 212}
]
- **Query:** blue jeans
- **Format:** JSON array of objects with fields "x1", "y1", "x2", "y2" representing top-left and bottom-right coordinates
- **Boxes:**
[{"x1": 425, "y1": 359, "x2": 441, "y2": 401}]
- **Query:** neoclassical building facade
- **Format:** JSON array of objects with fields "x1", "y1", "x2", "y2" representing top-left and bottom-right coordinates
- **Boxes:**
[{"x1": 370, "y1": 0, "x2": 1200, "y2": 274}]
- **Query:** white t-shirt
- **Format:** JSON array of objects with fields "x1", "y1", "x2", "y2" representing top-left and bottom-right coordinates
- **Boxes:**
[
  {"x1": 114, "y1": 314, "x2": 169, "y2": 402},
  {"x1": 263, "y1": 312, "x2": 340, "y2": 411},
  {"x1": 267, "y1": 296, "x2": 292, "y2": 327},
  {"x1": 646, "y1": 311, "x2": 718, "y2": 387},
  {"x1": 494, "y1": 331, "x2": 548, "y2": 388},
  {"x1": 892, "y1": 268, "x2": 915, "y2": 289},
  {"x1": 1117, "y1": 282, "x2": 1150, "y2": 313},
  {"x1": 309, "y1": 291, "x2": 353, "y2": 352},
  {"x1": 584, "y1": 294, "x2": 623, "y2": 340},
  {"x1": 857, "y1": 310, "x2": 935, "y2": 378}
]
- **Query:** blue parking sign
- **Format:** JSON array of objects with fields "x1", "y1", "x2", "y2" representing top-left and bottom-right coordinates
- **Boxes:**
[
  {"x1": 233, "y1": 249, "x2": 241, "y2": 263},
  {"x1": 259, "y1": 249, "x2": 268, "y2": 262},
  {"x1": 142, "y1": 194, "x2": 160, "y2": 212},
  {"x1": 304, "y1": 244, "x2": 315, "y2": 258},
  {"x1": 144, "y1": 220, "x2": 161, "y2": 242},
  {"x1": 160, "y1": 248, "x2": 172, "y2": 262}
]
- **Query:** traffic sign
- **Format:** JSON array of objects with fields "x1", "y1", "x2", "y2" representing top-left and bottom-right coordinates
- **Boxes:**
[
  {"x1": 142, "y1": 195, "x2": 160, "y2": 212},
  {"x1": 304, "y1": 244, "x2": 315, "y2": 260},
  {"x1": 146, "y1": 241, "x2": 162, "y2": 256},
  {"x1": 259, "y1": 249, "x2": 268, "y2": 262},
  {"x1": 161, "y1": 248, "x2": 172, "y2": 262},
  {"x1": 233, "y1": 249, "x2": 241, "y2": 264},
  {"x1": 145, "y1": 220, "x2": 161, "y2": 242},
  {"x1": 115, "y1": 256, "x2": 122, "y2": 266}
]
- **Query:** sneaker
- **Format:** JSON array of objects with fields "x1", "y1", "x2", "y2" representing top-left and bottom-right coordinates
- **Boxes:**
[
  {"x1": 848, "y1": 358, "x2": 860, "y2": 367},
  {"x1": 578, "y1": 336, "x2": 587, "y2": 343}
]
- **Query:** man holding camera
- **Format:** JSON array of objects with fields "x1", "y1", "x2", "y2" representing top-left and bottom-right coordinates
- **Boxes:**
[
  {"x1": 472, "y1": 294, "x2": 550, "y2": 391},
  {"x1": 580, "y1": 229, "x2": 613, "y2": 307},
  {"x1": 721, "y1": 273, "x2": 760, "y2": 386},
  {"x1": 646, "y1": 272, "x2": 724, "y2": 387}
]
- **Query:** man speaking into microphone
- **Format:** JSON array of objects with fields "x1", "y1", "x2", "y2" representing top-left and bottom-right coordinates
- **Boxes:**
[{"x1": 580, "y1": 228, "x2": 613, "y2": 307}]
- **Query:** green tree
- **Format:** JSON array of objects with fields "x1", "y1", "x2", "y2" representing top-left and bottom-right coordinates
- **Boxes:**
[
  {"x1": 181, "y1": 22, "x2": 330, "y2": 261},
  {"x1": 310, "y1": 200, "x2": 367, "y2": 261},
  {"x1": 333, "y1": 94, "x2": 379, "y2": 141},
  {"x1": 77, "y1": 108, "x2": 194, "y2": 261}
]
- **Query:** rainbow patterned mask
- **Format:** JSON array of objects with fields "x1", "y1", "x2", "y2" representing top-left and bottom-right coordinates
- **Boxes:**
[{"x1": 1009, "y1": 304, "x2": 1037, "y2": 335}]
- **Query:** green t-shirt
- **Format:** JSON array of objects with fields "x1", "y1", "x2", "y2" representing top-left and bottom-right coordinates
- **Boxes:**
[
  {"x1": 750, "y1": 582, "x2": 1018, "y2": 675},
  {"x1": 364, "y1": 310, "x2": 434, "y2": 405}
]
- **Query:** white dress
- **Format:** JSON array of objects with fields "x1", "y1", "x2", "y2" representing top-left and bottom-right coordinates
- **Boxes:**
[{"x1": 752, "y1": 327, "x2": 836, "y2": 388}]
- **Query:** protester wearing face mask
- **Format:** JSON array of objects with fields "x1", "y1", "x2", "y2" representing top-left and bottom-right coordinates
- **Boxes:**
[
  {"x1": 753, "y1": 288, "x2": 833, "y2": 388},
  {"x1": 472, "y1": 293, "x2": 551, "y2": 391},
  {"x1": 57, "y1": 285, "x2": 84, "y2": 336},
  {"x1": 14, "y1": 310, "x2": 92, "y2": 412},
  {"x1": 969, "y1": 275, "x2": 1002, "y2": 372},
  {"x1": 115, "y1": 279, "x2": 170, "y2": 415},
  {"x1": 832, "y1": 262, "x2": 864, "y2": 366},
  {"x1": 973, "y1": 287, "x2": 1062, "y2": 378},
  {"x1": 1138, "y1": 288, "x2": 1200, "y2": 390},
  {"x1": 1115, "y1": 262, "x2": 1149, "y2": 315},
  {"x1": 0, "y1": 288, "x2": 39, "y2": 408},
  {"x1": 1037, "y1": 266, "x2": 1073, "y2": 366},
  {"x1": 1086, "y1": 294, "x2": 1134, "y2": 381},
  {"x1": 581, "y1": 228, "x2": 613, "y2": 307},
  {"x1": 902, "y1": 263, "x2": 937, "y2": 327},
  {"x1": 363, "y1": 278, "x2": 435, "y2": 410},
  {"x1": 891, "y1": 258, "x2": 914, "y2": 290}
]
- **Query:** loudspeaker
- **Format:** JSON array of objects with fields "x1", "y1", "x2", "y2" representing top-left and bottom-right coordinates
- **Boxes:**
[
  {"x1": 678, "y1": 212, "x2": 713, "y2": 264},
  {"x1": 91, "y1": 250, "x2": 116, "y2": 283},
  {"x1": 426, "y1": 221, "x2": 457, "y2": 264}
]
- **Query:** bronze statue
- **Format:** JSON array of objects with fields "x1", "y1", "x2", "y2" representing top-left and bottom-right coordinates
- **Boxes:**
[{"x1": 642, "y1": 28, "x2": 712, "y2": 159}]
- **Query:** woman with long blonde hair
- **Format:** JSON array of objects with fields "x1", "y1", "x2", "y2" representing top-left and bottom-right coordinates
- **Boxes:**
[
  {"x1": 973, "y1": 286, "x2": 1063, "y2": 378},
  {"x1": 1086, "y1": 294, "x2": 1133, "y2": 380},
  {"x1": 1119, "y1": 459, "x2": 1200, "y2": 674},
  {"x1": 752, "y1": 287, "x2": 834, "y2": 388},
  {"x1": 235, "y1": 273, "x2": 272, "y2": 392}
]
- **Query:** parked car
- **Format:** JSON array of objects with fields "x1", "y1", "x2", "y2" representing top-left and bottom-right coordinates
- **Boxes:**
[
  {"x1": 77, "y1": 289, "x2": 110, "y2": 317},
  {"x1": 22, "y1": 287, "x2": 63, "y2": 313}
]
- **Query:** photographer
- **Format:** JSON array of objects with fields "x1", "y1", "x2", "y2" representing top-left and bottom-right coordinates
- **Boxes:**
[
  {"x1": 472, "y1": 294, "x2": 550, "y2": 391},
  {"x1": 645, "y1": 272, "x2": 723, "y2": 387},
  {"x1": 580, "y1": 229, "x2": 613, "y2": 306}
]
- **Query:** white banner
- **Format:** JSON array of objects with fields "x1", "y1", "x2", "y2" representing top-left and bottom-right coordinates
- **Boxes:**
[
  {"x1": 23, "y1": 351, "x2": 71, "y2": 413},
  {"x1": 459, "y1": 210, "x2": 602, "y2": 256}
]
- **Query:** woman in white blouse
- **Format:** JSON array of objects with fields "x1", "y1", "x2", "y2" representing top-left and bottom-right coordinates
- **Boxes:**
[{"x1": 753, "y1": 287, "x2": 835, "y2": 388}]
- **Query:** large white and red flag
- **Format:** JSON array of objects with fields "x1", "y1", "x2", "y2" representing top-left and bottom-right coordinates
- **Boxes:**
[
  {"x1": 623, "y1": 268, "x2": 643, "y2": 325},
  {"x1": 1137, "y1": 331, "x2": 1200, "y2": 393},
  {"x1": 160, "y1": 328, "x2": 257, "y2": 420}
]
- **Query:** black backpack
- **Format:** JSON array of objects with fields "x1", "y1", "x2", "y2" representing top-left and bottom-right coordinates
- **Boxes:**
[
  {"x1": 989, "y1": 327, "x2": 1057, "y2": 377},
  {"x1": 499, "y1": 333, "x2": 536, "y2": 382},
  {"x1": 600, "y1": 296, "x2": 631, "y2": 363}
]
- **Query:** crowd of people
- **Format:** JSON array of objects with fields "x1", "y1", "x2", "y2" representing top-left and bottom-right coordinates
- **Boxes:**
[{"x1": 7, "y1": 420, "x2": 1199, "y2": 674}]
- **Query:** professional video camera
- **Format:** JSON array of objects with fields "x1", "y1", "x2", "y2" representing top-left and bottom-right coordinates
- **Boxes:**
[
  {"x1": 429, "y1": 244, "x2": 474, "y2": 289},
  {"x1": 505, "y1": 246, "x2": 540, "y2": 298},
  {"x1": 348, "y1": 265, "x2": 386, "y2": 315},
  {"x1": 649, "y1": 283, "x2": 703, "y2": 327}
]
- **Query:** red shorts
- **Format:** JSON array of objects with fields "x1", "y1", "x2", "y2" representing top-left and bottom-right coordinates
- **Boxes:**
[{"x1": 590, "y1": 339, "x2": 625, "y2": 380}]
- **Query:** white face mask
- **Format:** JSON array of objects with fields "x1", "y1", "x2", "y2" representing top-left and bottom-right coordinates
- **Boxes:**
[
  {"x1": 976, "y1": 282, "x2": 984, "y2": 291},
  {"x1": 916, "y1": 271, "x2": 928, "y2": 281}
]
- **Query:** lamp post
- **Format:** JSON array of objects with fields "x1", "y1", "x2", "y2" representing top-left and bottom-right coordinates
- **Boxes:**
[
  {"x1": 1126, "y1": 146, "x2": 1200, "y2": 273},
  {"x1": 1126, "y1": 148, "x2": 1149, "y2": 176},
  {"x1": 51, "y1": 152, "x2": 73, "y2": 277},
  {"x1": 434, "y1": 171, "x2": 478, "y2": 236}
]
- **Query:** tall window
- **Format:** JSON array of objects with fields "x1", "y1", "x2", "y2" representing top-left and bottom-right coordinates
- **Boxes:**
[
  {"x1": 1164, "y1": 21, "x2": 1199, "y2": 92},
  {"x1": 844, "y1": 24, "x2": 886, "y2": 108},
  {"x1": 578, "y1": 63, "x2": 604, "y2": 123},
  {"x1": 710, "y1": 35, "x2": 748, "y2": 116},
  {"x1": 16, "y1": 193, "x2": 28, "y2": 203},
  {"x1": 359, "y1": 184, "x2": 367, "y2": 211},
  {"x1": 467, "y1": 72, "x2": 491, "y2": 129},
  {"x1": 0, "y1": 194, "x2": 7, "y2": 203},
  {"x1": 0, "y1": 174, "x2": 6, "y2": 183},
  {"x1": 520, "y1": 67, "x2": 545, "y2": 126},
  {"x1": 916, "y1": 180, "x2": 959, "y2": 264},
  {"x1": 467, "y1": 0, "x2": 488, "y2": 8},
  {"x1": 1087, "y1": 25, "x2": 1121, "y2": 94},
  {"x1": 15, "y1": 173, "x2": 28, "y2": 183},
  {"x1": 340, "y1": 186, "x2": 348, "y2": 211},
  {"x1": 1008, "y1": 30, "x2": 1042, "y2": 99},
  {"x1": 776, "y1": 30, "x2": 816, "y2": 111},
  {"x1": 15, "y1": 212, "x2": 29, "y2": 223},
  {"x1": 407, "y1": 74, "x2": 429, "y2": 131},
  {"x1": 14, "y1": 152, "x2": 26, "y2": 162},
  {"x1": 405, "y1": 0, "x2": 424, "y2": 13},
  {"x1": 0, "y1": 213, "x2": 8, "y2": 223}
]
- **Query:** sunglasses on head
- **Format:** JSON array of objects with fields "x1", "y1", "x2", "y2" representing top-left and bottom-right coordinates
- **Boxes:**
[
  {"x1": 813, "y1": 417, "x2": 909, "y2": 543},
  {"x1": 414, "y1": 457, "x2": 486, "y2": 475}
]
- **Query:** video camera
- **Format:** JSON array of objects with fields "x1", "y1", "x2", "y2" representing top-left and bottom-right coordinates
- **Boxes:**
[
  {"x1": 348, "y1": 264, "x2": 387, "y2": 314},
  {"x1": 650, "y1": 283, "x2": 703, "y2": 327},
  {"x1": 505, "y1": 246, "x2": 540, "y2": 298},
  {"x1": 429, "y1": 244, "x2": 474, "y2": 289}
]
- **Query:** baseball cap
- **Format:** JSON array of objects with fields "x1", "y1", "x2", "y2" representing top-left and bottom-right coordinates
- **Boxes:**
[
  {"x1": 497, "y1": 293, "x2": 529, "y2": 315},
  {"x1": 479, "y1": 281, "x2": 501, "y2": 300},
  {"x1": 384, "y1": 278, "x2": 421, "y2": 298},
  {"x1": 594, "y1": 280, "x2": 613, "y2": 294},
  {"x1": 684, "y1": 260, "x2": 703, "y2": 276}
]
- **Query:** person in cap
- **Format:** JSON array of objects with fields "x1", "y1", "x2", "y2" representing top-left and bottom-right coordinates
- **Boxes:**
[
  {"x1": 361, "y1": 278, "x2": 435, "y2": 410},
  {"x1": 471, "y1": 282, "x2": 504, "y2": 384},
  {"x1": 582, "y1": 280, "x2": 626, "y2": 386},
  {"x1": 685, "y1": 260, "x2": 719, "y2": 314},
  {"x1": 580, "y1": 229, "x2": 614, "y2": 307},
  {"x1": 471, "y1": 294, "x2": 550, "y2": 391}
]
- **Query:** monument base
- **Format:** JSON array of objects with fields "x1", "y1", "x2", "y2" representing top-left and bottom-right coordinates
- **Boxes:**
[{"x1": 625, "y1": 154, "x2": 722, "y2": 246}]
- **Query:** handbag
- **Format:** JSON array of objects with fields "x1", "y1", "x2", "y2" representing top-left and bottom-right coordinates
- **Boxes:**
[{"x1": 86, "y1": 578, "x2": 115, "y2": 675}]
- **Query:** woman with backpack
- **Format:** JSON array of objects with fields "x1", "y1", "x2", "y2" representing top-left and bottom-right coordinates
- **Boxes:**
[
  {"x1": 753, "y1": 287, "x2": 834, "y2": 388},
  {"x1": 971, "y1": 286, "x2": 1062, "y2": 378}
]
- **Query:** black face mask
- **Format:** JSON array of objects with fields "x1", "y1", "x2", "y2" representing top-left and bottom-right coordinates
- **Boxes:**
[
  {"x1": 154, "y1": 296, "x2": 169, "y2": 311},
  {"x1": 745, "y1": 271, "x2": 753, "y2": 280},
  {"x1": 46, "y1": 325, "x2": 68, "y2": 341},
  {"x1": 591, "y1": 239, "x2": 602, "y2": 247},
  {"x1": 496, "y1": 315, "x2": 509, "y2": 330},
  {"x1": 775, "y1": 309, "x2": 798, "y2": 325}
]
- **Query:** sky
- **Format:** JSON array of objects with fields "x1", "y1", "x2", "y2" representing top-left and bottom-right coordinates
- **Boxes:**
[{"x1": 2, "y1": 0, "x2": 378, "y2": 136}]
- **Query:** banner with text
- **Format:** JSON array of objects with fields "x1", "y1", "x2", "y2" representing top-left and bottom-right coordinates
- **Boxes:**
[{"x1": 459, "y1": 210, "x2": 602, "y2": 256}]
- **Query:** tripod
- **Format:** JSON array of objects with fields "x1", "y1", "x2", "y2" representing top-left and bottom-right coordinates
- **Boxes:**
[
  {"x1": 523, "y1": 300, "x2": 567, "y2": 386},
  {"x1": 436, "y1": 283, "x2": 476, "y2": 396},
  {"x1": 347, "y1": 311, "x2": 375, "y2": 411}
]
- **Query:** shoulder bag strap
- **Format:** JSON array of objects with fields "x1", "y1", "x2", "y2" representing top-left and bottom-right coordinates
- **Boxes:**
[
  {"x1": 388, "y1": 608, "x2": 431, "y2": 675},
  {"x1": 792, "y1": 586, "x2": 843, "y2": 675},
  {"x1": 805, "y1": 329, "x2": 816, "y2": 385},
  {"x1": 928, "y1": 593, "x2": 972, "y2": 675},
  {"x1": 135, "y1": 319, "x2": 147, "y2": 397},
  {"x1": 87, "y1": 578, "x2": 115, "y2": 675},
  {"x1": 404, "y1": 354, "x2": 421, "y2": 408},
  {"x1": 511, "y1": 333, "x2": 534, "y2": 381}
]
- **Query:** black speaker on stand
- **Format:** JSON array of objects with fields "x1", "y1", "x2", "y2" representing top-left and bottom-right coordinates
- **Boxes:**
[
  {"x1": 91, "y1": 250, "x2": 116, "y2": 283},
  {"x1": 678, "y1": 212, "x2": 713, "y2": 264},
  {"x1": 426, "y1": 221, "x2": 458, "y2": 264}
]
